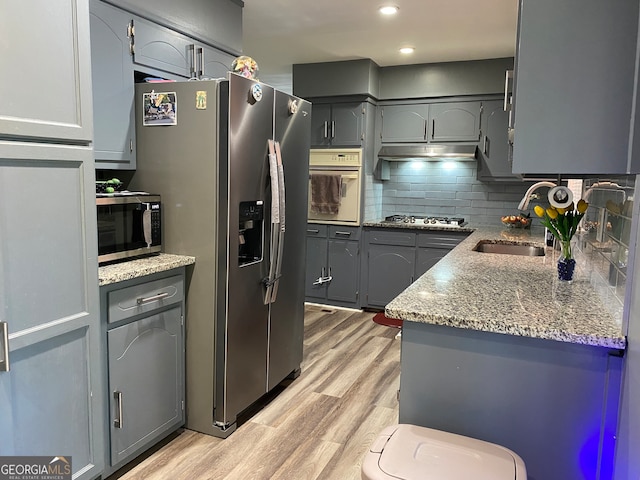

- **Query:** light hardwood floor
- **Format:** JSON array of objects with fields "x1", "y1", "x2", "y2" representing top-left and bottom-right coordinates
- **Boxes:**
[{"x1": 113, "y1": 305, "x2": 401, "y2": 480}]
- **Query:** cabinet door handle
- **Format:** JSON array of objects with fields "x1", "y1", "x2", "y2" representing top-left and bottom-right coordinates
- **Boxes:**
[
  {"x1": 504, "y1": 70, "x2": 513, "y2": 112},
  {"x1": 114, "y1": 391, "x2": 123, "y2": 429},
  {"x1": 431, "y1": 119, "x2": 435, "y2": 139},
  {"x1": 323, "y1": 122, "x2": 329, "y2": 139},
  {"x1": 190, "y1": 44, "x2": 197, "y2": 79},
  {"x1": 331, "y1": 121, "x2": 335, "y2": 139},
  {"x1": 197, "y1": 47, "x2": 204, "y2": 78},
  {"x1": 335, "y1": 231, "x2": 352, "y2": 237},
  {"x1": 136, "y1": 291, "x2": 169, "y2": 305},
  {"x1": 0, "y1": 321, "x2": 9, "y2": 372},
  {"x1": 423, "y1": 120, "x2": 428, "y2": 140}
]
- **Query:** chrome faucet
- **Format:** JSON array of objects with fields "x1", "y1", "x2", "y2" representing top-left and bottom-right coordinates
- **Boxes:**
[{"x1": 517, "y1": 181, "x2": 557, "y2": 211}]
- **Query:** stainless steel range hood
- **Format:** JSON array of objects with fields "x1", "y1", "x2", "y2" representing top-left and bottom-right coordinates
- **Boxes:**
[{"x1": 378, "y1": 144, "x2": 477, "y2": 161}]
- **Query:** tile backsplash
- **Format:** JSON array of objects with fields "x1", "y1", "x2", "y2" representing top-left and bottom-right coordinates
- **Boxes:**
[
  {"x1": 573, "y1": 175, "x2": 636, "y2": 323},
  {"x1": 365, "y1": 160, "x2": 536, "y2": 224}
]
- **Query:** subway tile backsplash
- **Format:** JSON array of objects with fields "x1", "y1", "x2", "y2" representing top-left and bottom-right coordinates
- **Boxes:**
[
  {"x1": 573, "y1": 175, "x2": 636, "y2": 323},
  {"x1": 367, "y1": 160, "x2": 536, "y2": 225}
]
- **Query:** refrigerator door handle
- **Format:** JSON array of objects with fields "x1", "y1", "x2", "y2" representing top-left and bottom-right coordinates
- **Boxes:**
[
  {"x1": 264, "y1": 140, "x2": 281, "y2": 304},
  {"x1": 270, "y1": 141, "x2": 286, "y2": 303}
]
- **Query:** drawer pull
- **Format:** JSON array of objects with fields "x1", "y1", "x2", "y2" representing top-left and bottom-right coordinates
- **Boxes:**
[
  {"x1": 335, "y1": 231, "x2": 352, "y2": 237},
  {"x1": 114, "y1": 391, "x2": 123, "y2": 429},
  {"x1": 307, "y1": 229, "x2": 320, "y2": 234},
  {"x1": 136, "y1": 292, "x2": 169, "y2": 305}
]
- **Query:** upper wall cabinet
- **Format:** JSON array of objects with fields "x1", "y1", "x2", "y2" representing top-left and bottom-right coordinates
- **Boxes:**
[
  {"x1": 131, "y1": 17, "x2": 234, "y2": 80},
  {"x1": 476, "y1": 100, "x2": 520, "y2": 181},
  {"x1": 512, "y1": 0, "x2": 639, "y2": 175},
  {"x1": 90, "y1": 0, "x2": 136, "y2": 168},
  {"x1": 311, "y1": 102, "x2": 365, "y2": 147},
  {"x1": 0, "y1": 0, "x2": 93, "y2": 143},
  {"x1": 379, "y1": 102, "x2": 481, "y2": 143},
  {"x1": 101, "y1": 0, "x2": 243, "y2": 55}
]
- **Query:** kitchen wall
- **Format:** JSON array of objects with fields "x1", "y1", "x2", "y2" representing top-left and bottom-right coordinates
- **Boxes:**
[{"x1": 365, "y1": 160, "x2": 535, "y2": 225}]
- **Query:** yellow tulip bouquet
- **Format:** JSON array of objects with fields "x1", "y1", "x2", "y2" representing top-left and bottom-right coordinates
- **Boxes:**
[{"x1": 533, "y1": 199, "x2": 589, "y2": 261}]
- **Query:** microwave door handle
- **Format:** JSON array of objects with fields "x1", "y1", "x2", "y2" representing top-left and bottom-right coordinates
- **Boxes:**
[
  {"x1": 270, "y1": 141, "x2": 286, "y2": 303},
  {"x1": 142, "y1": 204, "x2": 152, "y2": 247}
]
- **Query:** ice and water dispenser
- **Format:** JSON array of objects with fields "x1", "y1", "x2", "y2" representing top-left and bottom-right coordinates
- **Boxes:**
[{"x1": 238, "y1": 201, "x2": 264, "y2": 266}]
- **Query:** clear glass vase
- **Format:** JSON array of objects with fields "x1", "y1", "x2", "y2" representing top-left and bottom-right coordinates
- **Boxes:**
[{"x1": 557, "y1": 239, "x2": 575, "y2": 282}]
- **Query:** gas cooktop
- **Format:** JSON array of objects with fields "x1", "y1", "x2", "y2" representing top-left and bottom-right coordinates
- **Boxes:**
[{"x1": 382, "y1": 214, "x2": 467, "y2": 227}]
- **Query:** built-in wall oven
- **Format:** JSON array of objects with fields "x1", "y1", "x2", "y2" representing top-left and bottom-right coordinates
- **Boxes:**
[
  {"x1": 307, "y1": 148, "x2": 362, "y2": 225},
  {"x1": 96, "y1": 193, "x2": 162, "y2": 264}
]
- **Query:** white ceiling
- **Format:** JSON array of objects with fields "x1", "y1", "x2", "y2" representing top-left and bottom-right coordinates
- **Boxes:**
[{"x1": 242, "y1": 0, "x2": 519, "y2": 92}]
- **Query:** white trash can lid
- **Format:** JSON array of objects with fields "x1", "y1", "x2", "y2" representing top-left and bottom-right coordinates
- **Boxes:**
[{"x1": 362, "y1": 424, "x2": 527, "y2": 480}]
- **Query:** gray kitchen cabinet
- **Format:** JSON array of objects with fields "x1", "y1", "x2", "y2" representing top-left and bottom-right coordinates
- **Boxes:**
[
  {"x1": 0, "y1": 0, "x2": 93, "y2": 143},
  {"x1": 363, "y1": 229, "x2": 469, "y2": 308},
  {"x1": 200, "y1": 44, "x2": 236, "y2": 79},
  {"x1": 131, "y1": 16, "x2": 235, "y2": 80},
  {"x1": 101, "y1": 0, "x2": 243, "y2": 55},
  {"x1": 305, "y1": 225, "x2": 329, "y2": 302},
  {"x1": 90, "y1": 0, "x2": 136, "y2": 169},
  {"x1": 379, "y1": 102, "x2": 480, "y2": 143},
  {"x1": 476, "y1": 99, "x2": 520, "y2": 181},
  {"x1": 311, "y1": 102, "x2": 365, "y2": 147},
  {"x1": 428, "y1": 102, "x2": 481, "y2": 142},
  {"x1": 100, "y1": 270, "x2": 185, "y2": 476},
  {"x1": 366, "y1": 244, "x2": 415, "y2": 308},
  {"x1": 400, "y1": 321, "x2": 622, "y2": 480},
  {"x1": 0, "y1": 1, "x2": 103, "y2": 479},
  {"x1": 512, "y1": 0, "x2": 639, "y2": 175},
  {"x1": 305, "y1": 225, "x2": 361, "y2": 308},
  {"x1": 379, "y1": 104, "x2": 430, "y2": 143}
]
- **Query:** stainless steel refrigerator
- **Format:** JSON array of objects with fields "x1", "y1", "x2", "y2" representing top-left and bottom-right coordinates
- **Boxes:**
[{"x1": 131, "y1": 74, "x2": 311, "y2": 438}]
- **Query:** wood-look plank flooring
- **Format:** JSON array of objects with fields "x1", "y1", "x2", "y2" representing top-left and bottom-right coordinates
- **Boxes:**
[{"x1": 112, "y1": 305, "x2": 400, "y2": 480}]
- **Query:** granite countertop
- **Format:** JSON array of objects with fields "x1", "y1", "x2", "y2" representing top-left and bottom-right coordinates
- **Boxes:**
[
  {"x1": 98, "y1": 253, "x2": 196, "y2": 286},
  {"x1": 385, "y1": 226, "x2": 626, "y2": 349},
  {"x1": 363, "y1": 219, "x2": 475, "y2": 233}
]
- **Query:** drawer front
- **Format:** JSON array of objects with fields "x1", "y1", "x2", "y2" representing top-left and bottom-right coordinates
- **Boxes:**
[
  {"x1": 108, "y1": 275, "x2": 184, "y2": 323},
  {"x1": 306, "y1": 224, "x2": 328, "y2": 237},
  {"x1": 329, "y1": 225, "x2": 361, "y2": 240},
  {"x1": 367, "y1": 229, "x2": 416, "y2": 247},
  {"x1": 417, "y1": 231, "x2": 469, "y2": 249}
]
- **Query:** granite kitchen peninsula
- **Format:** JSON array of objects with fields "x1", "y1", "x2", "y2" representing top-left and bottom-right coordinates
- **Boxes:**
[{"x1": 387, "y1": 227, "x2": 625, "y2": 480}]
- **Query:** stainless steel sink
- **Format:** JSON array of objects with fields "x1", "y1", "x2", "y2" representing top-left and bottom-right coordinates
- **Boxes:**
[{"x1": 473, "y1": 240, "x2": 546, "y2": 256}]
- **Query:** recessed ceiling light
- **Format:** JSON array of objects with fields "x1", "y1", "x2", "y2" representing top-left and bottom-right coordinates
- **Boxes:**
[
  {"x1": 379, "y1": 5, "x2": 399, "y2": 15},
  {"x1": 399, "y1": 47, "x2": 415, "y2": 54}
]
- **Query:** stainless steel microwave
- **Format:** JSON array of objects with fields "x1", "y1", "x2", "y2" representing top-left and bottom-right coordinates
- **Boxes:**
[{"x1": 96, "y1": 193, "x2": 162, "y2": 264}]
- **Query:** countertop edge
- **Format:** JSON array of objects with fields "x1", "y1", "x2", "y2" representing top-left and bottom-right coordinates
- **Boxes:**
[{"x1": 98, "y1": 253, "x2": 196, "y2": 286}]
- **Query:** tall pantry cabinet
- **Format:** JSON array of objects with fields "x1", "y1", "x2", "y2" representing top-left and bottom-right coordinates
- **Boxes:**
[{"x1": 0, "y1": 1, "x2": 103, "y2": 479}]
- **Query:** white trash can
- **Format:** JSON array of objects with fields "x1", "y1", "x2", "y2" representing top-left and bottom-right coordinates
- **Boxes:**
[{"x1": 362, "y1": 424, "x2": 527, "y2": 480}]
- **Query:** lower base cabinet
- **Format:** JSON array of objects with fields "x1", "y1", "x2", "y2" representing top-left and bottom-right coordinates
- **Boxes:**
[
  {"x1": 305, "y1": 224, "x2": 361, "y2": 308},
  {"x1": 400, "y1": 321, "x2": 622, "y2": 480},
  {"x1": 100, "y1": 268, "x2": 186, "y2": 477},
  {"x1": 363, "y1": 228, "x2": 469, "y2": 309}
]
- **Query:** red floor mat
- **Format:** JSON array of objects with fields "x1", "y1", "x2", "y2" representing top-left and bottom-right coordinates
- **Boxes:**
[{"x1": 372, "y1": 312, "x2": 402, "y2": 328}]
